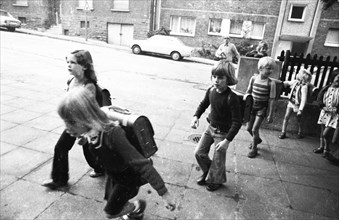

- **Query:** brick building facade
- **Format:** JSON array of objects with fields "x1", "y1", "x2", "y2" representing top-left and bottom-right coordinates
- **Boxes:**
[
  {"x1": 0, "y1": 0, "x2": 58, "y2": 30},
  {"x1": 1, "y1": 0, "x2": 338, "y2": 58},
  {"x1": 60, "y1": 0, "x2": 155, "y2": 45},
  {"x1": 158, "y1": 0, "x2": 281, "y2": 55}
]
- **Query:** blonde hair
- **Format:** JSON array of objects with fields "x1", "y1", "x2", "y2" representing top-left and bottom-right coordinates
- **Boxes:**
[
  {"x1": 257, "y1": 56, "x2": 276, "y2": 70},
  {"x1": 211, "y1": 60, "x2": 238, "y2": 86},
  {"x1": 297, "y1": 68, "x2": 312, "y2": 84},
  {"x1": 57, "y1": 87, "x2": 117, "y2": 132}
]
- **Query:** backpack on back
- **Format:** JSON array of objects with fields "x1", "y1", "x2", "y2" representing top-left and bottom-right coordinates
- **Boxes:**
[
  {"x1": 229, "y1": 89, "x2": 253, "y2": 124},
  {"x1": 104, "y1": 106, "x2": 158, "y2": 158}
]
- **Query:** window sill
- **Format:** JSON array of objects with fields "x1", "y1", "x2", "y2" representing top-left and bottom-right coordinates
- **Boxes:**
[
  {"x1": 12, "y1": 4, "x2": 28, "y2": 7},
  {"x1": 170, "y1": 33, "x2": 194, "y2": 37},
  {"x1": 76, "y1": 7, "x2": 94, "y2": 11},
  {"x1": 208, "y1": 32, "x2": 222, "y2": 36},
  {"x1": 288, "y1": 18, "x2": 304, "y2": 23},
  {"x1": 110, "y1": 9, "x2": 130, "y2": 12},
  {"x1": 324, "y1": 43, "x2": 339, "y2": 48}
]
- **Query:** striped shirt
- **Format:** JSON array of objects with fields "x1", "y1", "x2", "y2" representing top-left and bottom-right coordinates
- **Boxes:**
[{"x1": 246, "y1": 75, "x2": 276, "y2": 102}]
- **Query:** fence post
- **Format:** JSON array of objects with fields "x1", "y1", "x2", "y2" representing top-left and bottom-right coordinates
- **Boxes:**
[{"x1": 281, "y1": 50, "x2": 290, "y2": 81}]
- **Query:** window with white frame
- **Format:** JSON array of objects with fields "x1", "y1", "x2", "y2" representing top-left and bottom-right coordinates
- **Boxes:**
[
  {"x1": 80, "y1": 21, "x2": 90, "y2": 28},
  {"x1": 170, "y1": 16, "x2": 196, "y2": 36},
  {"x1": 78, "y1": 0, "x2": 93, "y2": 10},
  {"x1": 229, "y1": 20, "x2": 242, "y2": 37},
  {"x1": 220, "y1": 19, "x2": 265, "y2": 40},
  {"x1": 14, "y1": 0, "x2": 28, "y2": 6},
  {"x1": 288, "y1": 4, "x2": 306, "y2": 22},
  {"x1": 112, "y1": 0, "x2": 129, "y2": 11},
  {"x1": 324, "y1": 28, "x2": 339, "y2": 47},
  {"x1": 208, "y1": 19, "x2": 222, "y2": 35}
]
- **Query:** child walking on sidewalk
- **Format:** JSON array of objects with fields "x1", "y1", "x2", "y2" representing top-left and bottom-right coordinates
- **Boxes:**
[
  {"x1": 278, "y1": 68, "x2": 313, "y2": 139},
  {"x1": 191, "y1": 60, "x2": 242, "y2": 191},
  {"x1": 245, "y1": 57, "x2": 277, "y2": 158},
  {"x1": 57, "y1": 87, "x2": 176, "y2": 219}
]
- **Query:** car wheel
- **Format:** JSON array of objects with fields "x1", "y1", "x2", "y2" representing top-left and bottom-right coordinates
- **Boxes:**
[
  {"x1": 132, "y1": 45, "x2": 141, "y2": 54},
  {"x1": 7, "y1": 27, "x2": 15, "y2": 32},
  {"x1": 171, "y1": 51, "x2": 181, "y2": 61}
]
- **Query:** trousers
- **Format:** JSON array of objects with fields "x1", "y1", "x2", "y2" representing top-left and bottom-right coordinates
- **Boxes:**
[
  {"x1": 51, "y1": 130, "x2": 104, "y2": 183},
  {"x1": 194, "y1": 125, "x2": 228, "y2": 184}
]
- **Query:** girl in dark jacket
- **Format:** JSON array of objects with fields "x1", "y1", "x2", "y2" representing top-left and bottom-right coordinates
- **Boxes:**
[{"x1": 57, "y1": 87, "x2": 175, "y2": 219}]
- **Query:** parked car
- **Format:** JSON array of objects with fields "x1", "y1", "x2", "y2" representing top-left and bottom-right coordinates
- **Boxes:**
[
  {"x1": 130, "y1": 35, "x2": 193, "y2": 61},
  {"x1": 0, "y1": 9, "x2": 21, "y2": 32}
]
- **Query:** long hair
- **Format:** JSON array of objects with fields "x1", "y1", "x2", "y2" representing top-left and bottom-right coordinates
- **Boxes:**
[
  {"x1": 70, "y1": 50, "x2": 98, "y2": 84},
  {"x1": 58, "y1": 87, "x2": 116, "y2": 132},
  {"x1": 211, "y1": 60, "x2": 238, "y2": 86}
]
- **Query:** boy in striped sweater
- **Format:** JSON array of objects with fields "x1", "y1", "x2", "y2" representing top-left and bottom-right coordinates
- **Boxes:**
[{"x1": 245, "y1": 57, "x2": 277, "y2": 158}]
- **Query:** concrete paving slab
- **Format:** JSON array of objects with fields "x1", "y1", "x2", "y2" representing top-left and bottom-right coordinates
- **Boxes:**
[
  {"x1": 237, "y1": 174, "x2": 290, "y2": 220},
  {"x1": 0, "y1": 147, "x2": 50, "y2": 178},
  {"x1": 304, "y1": 151, "x2": 339, "y2": 173},
  {"x1": 0, "y1": 179, "x2": 64, "y2": 220},
  {"x1": 178, "y1": 188, "x2": 238, "y2": 219},
  {"x1": 35, "y1": 193, "x2": 106, "y2": 220},
  {"x1": 270, "y1": 145, "x2": 312, "y2": 167},
  {"x1": 1, "y1": 119, "x2": 18, "y2": 131},
  {"x1": 155, "y1": 140, "x2": 195, "y2": 165},
  {"x1": 68, "y1": 173, "x2": 106, "y2": 202},
  {"x1": 276, "y1": 162, "x2": 339, "y2": 192},
  {"x1": 133, "y1": 184, "x2": 185, "y2": 219},
  {"x1": 21, "y1": 101, "x2": 58, "y2": 114},
  {"x1": 23, "y1": 114, "x2": 64, "y2": 132},
  {"x1": 24, "y1": 158, "x2": 90, "y2": 189},
  {"x1": 0, "y1": 142, "x2": 19, "y2": 155},
  {"x1": 23, "y1": 132, "x2": 61, "y2": 154},
  {"x1": 152, "y1": 157, "x2": 192, "y2": 186},
  {"x1": 235, "y1": 154, "x2": 280, "y2": 180},
  {"x1": 1, "y1": 125, "x2": 49, "y2": 146},
  {"x1": 1, "y1": 109, "x2": 41, "y2": 124},
  {"x1": 285, "y1": 182, "x2": 339, "y2": 218},
  {"x1": 0, "y1": 173, "x2": 18, "y2": 191}
]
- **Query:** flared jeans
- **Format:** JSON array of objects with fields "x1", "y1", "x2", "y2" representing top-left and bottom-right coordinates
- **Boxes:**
[{"x1": 194, "y1": 125, "x2": 228, "y2": 184}]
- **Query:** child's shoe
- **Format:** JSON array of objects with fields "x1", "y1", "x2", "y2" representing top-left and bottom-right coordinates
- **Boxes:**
[
  {"x1": 247, "y1": 147, "x2": 258, "y2": 158},
  {"x1": 89, "y1": 170, "x2": 104, "y2": 178},
  {"x1": 249, "y1": 138, "x2": 262, "y2": 149},
  {"x1": 313, "y1": 147, "x2": 324, "y2": 154},
  {"x1": 206, "y1": 183, "x2": 222, "y2": 191},
  {"x1": 278, "y1": 132, "x2": 286, "y2": 139},
  {"x1": 323, "y1": 150, "x2": 330, "y2": 158},
  {"x1": 42, "y1": 179, "x2": 67, "y2": 190},
  {"x1": 126, "y1": 200, "x2": 147, "y2": 220}
]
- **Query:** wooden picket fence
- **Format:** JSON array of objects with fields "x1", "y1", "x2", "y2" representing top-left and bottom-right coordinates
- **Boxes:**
[{"x1": 277, "y1": 50, "x2": 339, "y2": 96}]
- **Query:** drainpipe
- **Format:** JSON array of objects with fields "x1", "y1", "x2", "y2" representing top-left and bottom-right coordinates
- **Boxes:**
[
  {"x1": 271, "y1": 0, "x2": 288, "y2": 59},
  {"x1": 307, "y1": 0, "x2": 322, "y2": 54},
  {"x1": 150, "y1": 0, "x2": 154, "y2": 32}
]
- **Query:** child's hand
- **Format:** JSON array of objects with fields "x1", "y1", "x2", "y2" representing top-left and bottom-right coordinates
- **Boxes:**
[
  {"x1": 216, "y1": 139, "x2": 230, "y2": 152},
  {"x1": 161, "y1": 192, "x2": 176, "y2": 211},
  {"x1": 267, "y1": 116, "x2": 273, "y2": 123},
  {"x1": 191, "y1": 117, "x2": 199, "y2": 129}
]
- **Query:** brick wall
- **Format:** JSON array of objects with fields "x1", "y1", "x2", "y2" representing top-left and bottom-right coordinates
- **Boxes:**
[
  {"x1": 0, "y1": 0, "x2": 53, "y2": 30},
  {"x1": 61, "y1": 0, "x2": 152, "y2": 42},
  {"x1": 311, "y1": 3, "x2": 339, "y2": 57},
  {"x1": 159, "y1": 0, "x2": 281, "y2": 51}
]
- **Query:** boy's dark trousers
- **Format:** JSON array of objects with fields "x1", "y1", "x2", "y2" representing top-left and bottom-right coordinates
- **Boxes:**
[{"x1": 51, "y1": 130, "x2": 104, "y2": 184}]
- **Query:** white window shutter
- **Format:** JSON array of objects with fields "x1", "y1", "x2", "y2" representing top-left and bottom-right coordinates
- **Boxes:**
[{"x1": 221, "y1": 19, "x2": 230, "y2": 36}]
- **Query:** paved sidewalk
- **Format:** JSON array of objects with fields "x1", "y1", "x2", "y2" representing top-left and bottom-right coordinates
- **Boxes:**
[{"x1": 1, "y1": 29, "x2": 339, "y2": 220}]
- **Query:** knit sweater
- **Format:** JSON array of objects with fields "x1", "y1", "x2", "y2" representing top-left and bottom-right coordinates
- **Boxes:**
[{"x1": 194, "y1": 86, "x2": 242, "y2": 142}]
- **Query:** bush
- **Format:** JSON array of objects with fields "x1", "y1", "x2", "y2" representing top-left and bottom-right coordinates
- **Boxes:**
[{"x1": 147, "y1": 26, "x2": 171, "y2": 38}]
